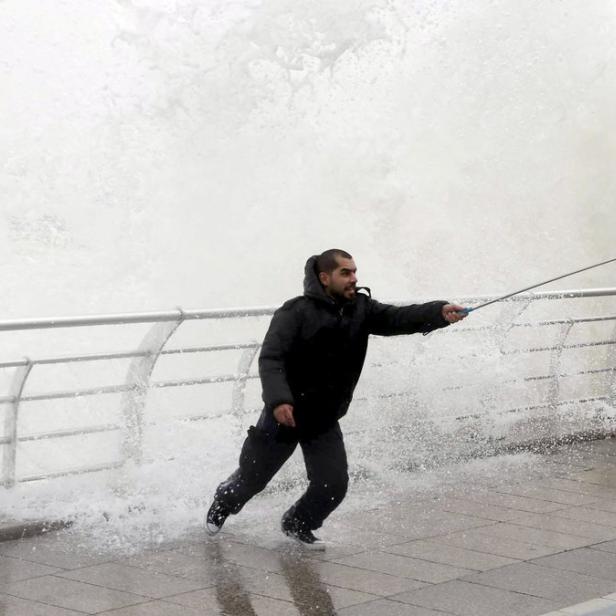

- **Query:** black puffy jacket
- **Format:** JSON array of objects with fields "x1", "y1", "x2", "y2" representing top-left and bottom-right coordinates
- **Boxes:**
[{"x1": 258, "y1": 255, "x2": 450, "y2": 435}]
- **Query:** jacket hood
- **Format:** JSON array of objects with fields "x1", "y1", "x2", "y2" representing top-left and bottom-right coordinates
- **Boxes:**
[
  {"x1": 303, "y1": 255, "x2": 332, "y2": 303},
  {"x1": 303, "y1": 255, "x2": 371, "y2": 304}
]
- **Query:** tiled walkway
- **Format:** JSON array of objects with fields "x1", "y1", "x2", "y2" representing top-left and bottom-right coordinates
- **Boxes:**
[{"x1": 3, "y1": 439, "x2": 616, "y2": 614}]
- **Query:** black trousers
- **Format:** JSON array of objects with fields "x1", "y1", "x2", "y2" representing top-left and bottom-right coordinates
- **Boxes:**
[{"x1": 214, "y1": 409, "x2": 349, "y2": 530}]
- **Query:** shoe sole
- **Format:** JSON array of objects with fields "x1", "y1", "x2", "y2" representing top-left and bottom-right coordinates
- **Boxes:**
[
  {"x1": 282, "y1": 530, "x2": 326, "y2": 551},
  {"x1": 206, "y1": 522, "x2": 222, "y2": 536}
]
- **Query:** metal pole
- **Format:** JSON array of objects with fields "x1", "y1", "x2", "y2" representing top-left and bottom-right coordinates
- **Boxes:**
[{"x1": 462, "y1": 257, "x2": 616, "y2": 313}]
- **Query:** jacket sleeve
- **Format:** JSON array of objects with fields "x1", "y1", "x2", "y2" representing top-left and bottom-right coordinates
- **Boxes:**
[
  {"x1": 366, "y1": 299, "x2": 450, "y2": 336},
  {"x1": 258, "y1": 305, "x2": 299, "y2": 409}
]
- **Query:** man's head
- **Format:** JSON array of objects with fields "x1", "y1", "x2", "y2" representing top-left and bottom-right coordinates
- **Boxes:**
[{"x1": 315, "y1": 249, "x2": 358, "y2": 301}]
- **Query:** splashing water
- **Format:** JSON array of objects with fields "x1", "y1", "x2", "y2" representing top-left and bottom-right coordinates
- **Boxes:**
[{"x1": 2, "y1": 0, "x2": 616, "y2": 548}]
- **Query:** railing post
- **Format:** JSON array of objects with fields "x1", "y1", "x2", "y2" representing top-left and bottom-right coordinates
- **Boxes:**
[
  {"x1": 2, "y1": 359, "x2": 33, "y2": 488},
  {"x1": 547, "y1": 319, "x2": 574, "y2": 409},
  {"x1": 494, "y1": 296, "x2": 533, "y2": 353},
  {"x1": 231, "y1": 343, "x2": 260, "y2": 435},
  {"x1": 120, "y1": 311, "x2": 184, "y2": 465},
  {"x1": 609, "y1": 320, "x2": 616, "y2": 411}
]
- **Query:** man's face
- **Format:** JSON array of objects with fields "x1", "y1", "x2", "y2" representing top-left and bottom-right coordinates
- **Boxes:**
[{"x1": 319, "y1": 257, "x2": 358, "y2": 301}]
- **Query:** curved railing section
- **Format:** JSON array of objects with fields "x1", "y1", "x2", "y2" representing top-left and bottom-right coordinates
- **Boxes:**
[{"x1": 0, "y1": 287, "x2": 615, "y2": 487}]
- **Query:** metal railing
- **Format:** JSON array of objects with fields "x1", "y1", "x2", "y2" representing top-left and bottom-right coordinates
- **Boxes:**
[{"x1": 1, "y1": 287, "x2": 615, "y2": 488}]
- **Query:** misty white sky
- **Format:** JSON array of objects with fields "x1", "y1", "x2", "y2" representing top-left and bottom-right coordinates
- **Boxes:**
[{"x1": 2, "y1": 0, "x2": 615, "y2": 318}]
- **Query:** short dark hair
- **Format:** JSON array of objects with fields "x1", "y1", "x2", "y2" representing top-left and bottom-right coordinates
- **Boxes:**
[{"x1": 316, "y1": 249, "x2": 353, "y2": 274}]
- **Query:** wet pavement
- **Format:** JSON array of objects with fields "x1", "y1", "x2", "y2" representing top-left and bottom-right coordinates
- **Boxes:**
[{"x1": 4, "y1": 439, "x2": 616, "y2": 614}]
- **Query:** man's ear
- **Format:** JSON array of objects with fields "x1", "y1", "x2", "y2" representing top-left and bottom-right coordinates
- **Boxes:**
[{"x1": 318, "y1": 271, "x2": 329, "y2": 286}]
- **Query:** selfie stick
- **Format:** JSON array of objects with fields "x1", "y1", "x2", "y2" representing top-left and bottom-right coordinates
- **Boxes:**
[{"x1": 459, "y1": 256, "x2": 616, "y2": 314}]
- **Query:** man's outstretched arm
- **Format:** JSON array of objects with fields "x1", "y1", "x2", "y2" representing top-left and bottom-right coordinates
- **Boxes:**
[{"x1": 367, "y1": 299, "x2": 466, "y2": 336}]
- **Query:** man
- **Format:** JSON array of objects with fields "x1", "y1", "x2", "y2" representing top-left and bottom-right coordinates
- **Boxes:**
[{"x1": 206, "y1": 249, "x2": 467, "y2": 548}]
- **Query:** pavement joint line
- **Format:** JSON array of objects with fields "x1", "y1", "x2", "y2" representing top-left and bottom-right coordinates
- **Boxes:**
[{"x1": 0, "y1": 593, "x2": 91, "y2": 615}]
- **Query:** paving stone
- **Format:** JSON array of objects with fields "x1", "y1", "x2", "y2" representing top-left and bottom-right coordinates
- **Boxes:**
[
  {"x1": 536, "y1": 478, "x2": 616, "y2": 500},
  {"x1": 0, "y1": 555, "x2": 60, "y2": 584},
  {"x1": 332, "y1": 549, "x2": 473, "y2": 583},
  {"x1": 0, "y1": 533, "x2": 113, "y2": 569},
  {"x1": 390, "y1": 579, "x2": 558, "y2": 616},
  {"x1": 462, "y1": 490, "x2": 567, "y2": 514},
  {"x1": 532, "y1": 548, "x2": 616, "y2": 581},
  {"x1": 339, "y1": 508, "x2": 492, "y2": 540},
  {"x1": 164, "y1": 586, "x2": 301, "y2": 615},
  {"x1": 283, "y1": 560, "x2": 430, "y2": 597},
  {"x1": 571, "y1": 470, "x2": 616, "y2": 489},
  {"x1": 461, "y1": 561, "x2": 616, "y2": 604},
  {"x1": 384, "y1": 539, "x2": 519, "y2": 571},
  {"x1": 467, "y1": 522, "x2": 592, "y2": 550},
  {"x1": 0, "y1": 575, "x2": 148, "y2": 613},
  {"x1": 592, "y1": 539, "x2": 616, "y2": 554},
  {"x1": 318, "y1": 522, "x2": 413, "y2": 550},
  {"x1": 588, "y1": 500, "x2": 616, "y2": 515},
  {"x1": 493, "y1": 485, "x2": 600, "y2": 506},
  {"x1": 178, "y1": 538, "x2": 285, "y2": 573},
  {"x1": 431, "y1": 527, "x2": 565, "y2": 560},
  {"x1": 434, "y1": 496, "x2": 523, "y2": 521},
  {"x1": 338, "y1": 597, "x2": 449, "y2": 615},
  {"x1": 507, "y1": 512, "x2": 616, "y2": 541},
  {"x1": 96, "y1": 599, "x2": 220, "y2": 615},
  {"x1": 57, "y1": 562, "x2": 205, "y2": 599},
  {"x1": 199, "y1": 567, "x2": 376, "y2": 609},
  {"x1": 165, "y1": 586, "x2": 292, "y2": 614},
  {"x1": 551, "y1": 506, "x2": 616, "y2": 528},
  {"x1": 117, "y1": 546, "x2": 256, "y2": 586},
  {"x1": 0, "y1": 593, "x2": 84, "y2": 616}
]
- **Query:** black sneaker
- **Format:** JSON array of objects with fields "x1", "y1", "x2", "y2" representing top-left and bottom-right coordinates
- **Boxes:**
[
  {"x1": 281, "y1": 510, "x2": 325, "y2": 550},
  {"x1": 206, "y1": 499, "x2": 230, "y2": 535}
]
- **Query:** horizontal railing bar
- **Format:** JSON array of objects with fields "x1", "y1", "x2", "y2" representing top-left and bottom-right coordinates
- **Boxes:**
[
  {"x1": 3, "y1": 386, "x2": 610, "y2": 460},
  {"x1": 150, "y1": 374, "x2": 260, "y2": 389},
  {"x1": 5, "y1": 384, "x2": 608, "y2": 445},
  {"x1": 0, "y1": 373, "x2": 261, "y2": 404},
  {"x1": 503, "y1": 339, "x2": 616, "y2": 355},
  {"x1": 459, "y1": 395, "x2": 611, "y2": 420},
  {"x1": 379, "y1": 338, "x2": 616, "y2": 366},
  {"x1": 442, "y1": 315, "x2": 616, "y2": 338},
  {"x1": 162, "y1": 343, "x2": 260, "y2": 355},
  {"x1": 2, "y1": 408, "x2": 265, "y2": 444},
  {"x1": 346, "y1": 395, "x2": 612, "y2": 434},
  {"x1": 3, "y1": 323, "x2": 609, "y2": 371},
  {"x1": 4, "y1": 384, "x2": 138, "y2": 403},
  {"x1": 0, "y1": 343, "x2": 261, "y2": 370},
  {"x1": 0, "y1": 352, "x2": 152, "y2": 370},
  {"x1": 501, "y1": 395, "x2": 610, "y2": 415},
  {"x1": 441, "y1": 367, "x2": 616, "y2": 392},
  {"x1": 390, "y1": 287, "x2": 616, "y2": 307},
  {"x1": 179, "y1": 406, "x2": 261, "y2": 423},
  {"x1": 0, "y1": 287, "x2": 614, "y2": 332},
  {"x1": 511, "y1": 315, "x2": 616, "y2": 328},
  {"x1": 522, "y1": 367, "x2": 615, "y2": 382},
  {"x1": 17, "y1": 423, "x2": 122, "y2": 443},
  {"x1": 0, "y1": 307, "x2": 275, "y2": 332},
  {"x1": 16, "y1": 461, "x2": 125, "y2": 484},
  {"x1": 2, "y1": 314, "x2": 611, "y2": 369}
]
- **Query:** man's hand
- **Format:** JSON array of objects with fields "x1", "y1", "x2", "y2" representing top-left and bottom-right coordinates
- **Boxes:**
[
  {"x1": 442, "y1": 304, "x2": 467, "y2": 324},
  {"x1": 273, "y1": 403, "x2": 296, "y2": 428}
]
